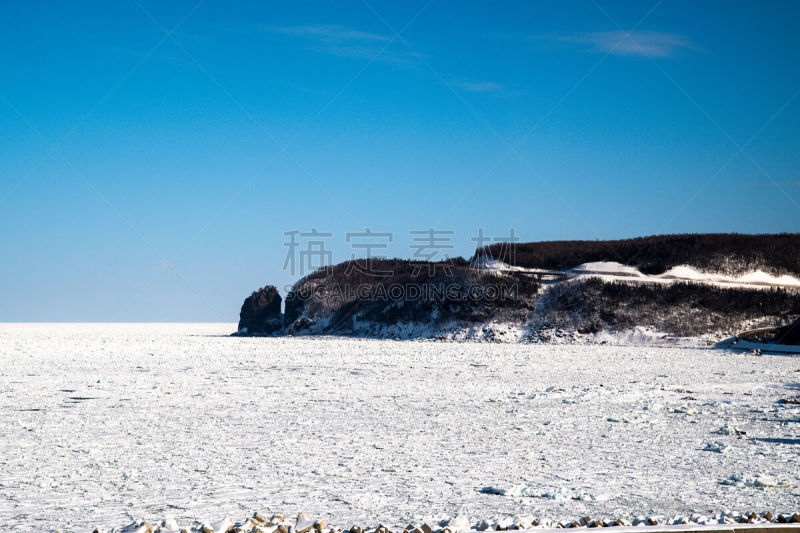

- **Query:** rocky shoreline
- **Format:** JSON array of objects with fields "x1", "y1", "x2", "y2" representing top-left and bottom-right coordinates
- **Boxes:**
[
  {"x1": 231, "y1": 234, "x2": 800, "y2": 342},
  {"x1": 232, "y1": 276, "x2": 800, "y2": 343},
  {"x1": 96, "y1": 510, "x2": 800, "y2": 533}
]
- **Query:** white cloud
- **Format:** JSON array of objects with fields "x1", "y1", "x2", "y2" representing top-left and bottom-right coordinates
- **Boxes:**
[
  {"x1": 266, "y1": 24, "x2": 418, "y2": 64},
  {"x1": 538, "y1": 30, "x2": 698, "y2": 58},
  {"x1": 270, "y1": 24, "x2": 390, "y2": 43},
  {"x1": 451, "y1": 79, "x2": 505, "y2": 93}
]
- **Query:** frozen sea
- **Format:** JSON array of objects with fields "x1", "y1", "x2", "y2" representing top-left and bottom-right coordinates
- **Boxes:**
[{"x1": 1, "y1": 323, "x2": 799, "y2": 532}]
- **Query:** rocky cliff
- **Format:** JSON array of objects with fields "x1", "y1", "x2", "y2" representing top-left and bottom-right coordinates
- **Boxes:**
[
  {"x1": 234, "y1": 234, "x2": 800, "y2": 343},
  {"x1": 235, "y1": 285, "x2": 282, "y2": 336}
]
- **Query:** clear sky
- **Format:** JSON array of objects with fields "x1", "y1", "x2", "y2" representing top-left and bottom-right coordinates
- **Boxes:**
[{"x1": 1, "y1": 1, "x2": 799, "y2": 321}]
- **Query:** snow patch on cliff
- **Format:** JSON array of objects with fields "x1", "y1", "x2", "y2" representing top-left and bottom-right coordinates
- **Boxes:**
[{"x1": 569, "y1": 262, "x2": 646, "y2": 277}]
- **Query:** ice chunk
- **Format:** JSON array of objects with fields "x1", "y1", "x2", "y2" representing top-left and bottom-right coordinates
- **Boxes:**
[
  {"x1": 703, "y1": 441, "x2": 729, "y2": 453},
  {"x1": 719, "y1": 474, "x2": 792, "y2": 488}
]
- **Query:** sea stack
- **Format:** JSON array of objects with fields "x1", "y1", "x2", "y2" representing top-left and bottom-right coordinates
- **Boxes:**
[{"x1": 235, "y1": 285, "x2": 282, "y2": 335}]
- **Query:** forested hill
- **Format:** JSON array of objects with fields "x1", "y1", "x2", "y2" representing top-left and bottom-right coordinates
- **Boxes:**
[
  {"x1": 475, "y1": 233, "x2": 800, "y2": 276},
  {"x1": 236, "y1": 233, "x2": 800, "y2": 341}
]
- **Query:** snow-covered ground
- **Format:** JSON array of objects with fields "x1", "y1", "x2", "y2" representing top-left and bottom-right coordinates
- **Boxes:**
[
  {"x1": 474, "y1": 258, "x2": 800, "y2": 290},
  {"x1": 1, "y1": 323, "x2": 799, "y2": 532},
  {"x1": 569, "y1": 262, "x2": 646, "y2": 278},
  {"x1": 569, "y1": 262, "x2": 800, "y2": 288}
]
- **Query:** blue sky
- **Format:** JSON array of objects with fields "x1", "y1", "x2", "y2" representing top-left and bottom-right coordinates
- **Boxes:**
[{"x1": 1, "y1": 1, "x2": 799, "y2": 321}]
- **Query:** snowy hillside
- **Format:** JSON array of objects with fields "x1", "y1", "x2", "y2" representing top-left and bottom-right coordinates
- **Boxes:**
[
  {"x1": 272, "y1": 261, "x2": 800, "y2": 344},
  {"x1": 237, "y1": 235, "x2": 800, "y2": 344}
]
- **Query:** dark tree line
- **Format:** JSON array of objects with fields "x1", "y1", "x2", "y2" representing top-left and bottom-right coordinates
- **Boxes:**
[
  {"x1": 476, "y1": 233, "x2": 800, "y2": 276},
  {"x1": 545, "y1": 278, "x2": 800, "y2": 336}
]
